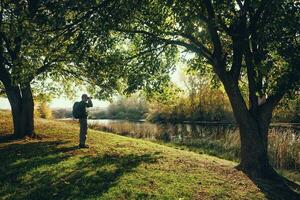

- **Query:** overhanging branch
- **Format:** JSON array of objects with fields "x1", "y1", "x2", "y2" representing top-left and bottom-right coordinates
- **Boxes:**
[
  {"x1": 132, "y1": 15, "x2": 213, "y2": 60},
  {"x1": 114, "y1": 28, "x2": 214, "y2": 64}
]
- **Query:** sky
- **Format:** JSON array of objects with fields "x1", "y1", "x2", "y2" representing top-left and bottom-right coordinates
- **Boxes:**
[
  {"x1": 0, "y1": 94, "x2": 110, "y2": 110},
  {"x1": 0, "y1": 65, "x2": 186, "y2": 110}
]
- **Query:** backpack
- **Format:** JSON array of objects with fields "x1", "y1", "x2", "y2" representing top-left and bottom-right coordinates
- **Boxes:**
[{"x1": 72, "y1": 102, "x2": 81, "y2": 119}]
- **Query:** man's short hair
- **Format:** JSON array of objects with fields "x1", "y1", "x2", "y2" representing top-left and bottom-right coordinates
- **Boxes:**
[{"x1": 82, "y1": 94, "x2": 88, "y2": 99}]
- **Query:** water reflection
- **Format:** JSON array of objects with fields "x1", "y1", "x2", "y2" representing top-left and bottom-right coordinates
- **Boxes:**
[
  {"x1": 88, "y1": 119, "x2": 299, "y2": 142},
  {"x1": 86, "y1": 119, "x2": 300, "y2": 171},
  {"x1": 88, "y1": 119, "x2": 240, "y2": 142}
]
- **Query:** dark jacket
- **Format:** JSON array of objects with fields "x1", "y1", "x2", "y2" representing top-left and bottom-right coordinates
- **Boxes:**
[{"x1": 78, "y1": 99, "x2": 93, "y2": 119}]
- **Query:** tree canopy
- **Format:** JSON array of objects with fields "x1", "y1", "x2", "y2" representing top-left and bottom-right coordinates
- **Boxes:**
[{"x1": 78, "y1": 0, "x2": 300, "y2": 178}]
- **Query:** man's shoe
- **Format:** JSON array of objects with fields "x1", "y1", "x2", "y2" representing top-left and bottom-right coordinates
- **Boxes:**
[{"x1": 79, "y1": 144, "x2": 89, "y2": 148}]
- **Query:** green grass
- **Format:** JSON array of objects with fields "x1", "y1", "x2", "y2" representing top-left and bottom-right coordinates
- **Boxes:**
[
  {"x1": 88, "y1": 119, "x2": 300, "y2": 173},
  {"x1": 0, "y1": 110, "x2": 299, "y2": 200},
  {"x1": 159, "y1": 140, "x2": 300, "y2": 184}
]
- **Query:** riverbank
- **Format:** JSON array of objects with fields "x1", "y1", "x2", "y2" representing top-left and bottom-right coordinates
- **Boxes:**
[
  {"x1": 86, "y1": 119, "x2": 300, "y2": 176},
  {"x1": 0, "y1": 110, "x2": 299, "y2": 199}
]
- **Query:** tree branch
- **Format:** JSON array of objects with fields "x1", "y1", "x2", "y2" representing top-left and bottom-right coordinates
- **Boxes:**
[
  {"x1": 0, "y1": 65, "x2": 11, "y2": 86},
  {"x1": 44, "y1": 0, "x2": 111, "y2": 45},
  {"x1": 132, "y1": 15, "x2": 213, "y2": 60},
  {"x1": 261, "y1": 67, "x2": 300, "y2": 115},
  {"x1": 230, "y1": 12, "x2": 247, "y2": 81},
  {"x1": 202, "y1": 0, "x2": 227, "y2": 82},
  {"x1": 203, "y1": 0, "x2": 223, "y2": 61},
  {"x1": 124, "y1": 44, "x2": 168, "y2": 61},
  {"x1": 59, "y1": 68, "x2": 96, "y2": 86},
  {"x1": 177, "y1": 32, "x2": 213, "y2": 59},
  {"x1": 245, "y1": 42, "x2": 258, "y2": 112},
  {"x1": 114, "y1": 28, "x2": 214, "y2": 64},
  {"x1": 231, "y1": 38, "x2": 244, "y2": 81}
]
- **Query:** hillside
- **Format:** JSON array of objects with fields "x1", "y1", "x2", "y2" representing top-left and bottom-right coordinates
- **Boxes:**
[{"x1": 0, "y1": 110, "x2": 299, "y2": 200}]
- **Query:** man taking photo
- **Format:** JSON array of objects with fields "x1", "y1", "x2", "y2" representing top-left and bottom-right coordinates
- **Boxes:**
[{"x1": 73, "y1": 94, "x2": 93, "y2": 148}]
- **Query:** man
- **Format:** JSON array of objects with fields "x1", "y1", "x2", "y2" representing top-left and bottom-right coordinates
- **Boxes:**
[{"x1": 78, "y1": 94, "x2": 93, "y2": 148}]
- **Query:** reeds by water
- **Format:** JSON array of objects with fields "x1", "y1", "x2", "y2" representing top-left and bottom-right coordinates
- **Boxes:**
[{"x1": 88, "y1": 122, "x2": 300, "y2": 172}]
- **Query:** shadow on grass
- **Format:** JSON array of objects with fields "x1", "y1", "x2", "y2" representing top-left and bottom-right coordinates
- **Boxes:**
[
  {"x1": 0, "y1": 140, "x2": 160, "y2": 200},
  {"x1": 0, "y1": 134, "x2": 18, "y2": 143},
  {"x1": 171, "y1": 140, "x2": 300, "y2": 199},
  {"x1": 0, "y1": 133, "x2": 47, "y2": 144},
  {"x1": 247, "y1": 175, "x2": 300, "y2": 200}
]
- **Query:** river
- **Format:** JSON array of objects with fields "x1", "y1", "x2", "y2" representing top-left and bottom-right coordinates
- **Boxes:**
[
  {"x1": 83, "y1": 119, "x2": 300, "y2": 171},
  {"x1": 87, "y1": 119, "x2": 300, "y2": 142}
]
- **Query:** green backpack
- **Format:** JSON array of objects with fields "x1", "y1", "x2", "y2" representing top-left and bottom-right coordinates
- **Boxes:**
[{"x1": 72, "y1": 102, "x2": 81, "y2": 119}]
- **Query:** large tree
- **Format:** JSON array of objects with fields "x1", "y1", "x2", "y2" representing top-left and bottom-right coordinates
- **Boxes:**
[
  {"x1": 0, "y1": 0, "x2": 175, "y2": 138},
  {"x1": 0, "y1": 0, "x2": 113, "y2": 137},
  {"x1": 95, "y1": 0, "x2": 300, "y2": 179},
  {"x1": 0, "y1": 0, "x2": 85, "y2": 137},
  {"x1": 1, "y1": 0, "x2": 47, "y2": 137}
]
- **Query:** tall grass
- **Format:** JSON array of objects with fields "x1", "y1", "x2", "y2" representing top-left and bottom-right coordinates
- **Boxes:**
[
  {"x1": 88, "y1": 122, "x2": 161, "y2": 140},
  {"x1": 269, "y1": 129, "x2": 300, "y2": 170},
  {"x1": 88, "y1": 121, "x2": 300, "y2": 172}
]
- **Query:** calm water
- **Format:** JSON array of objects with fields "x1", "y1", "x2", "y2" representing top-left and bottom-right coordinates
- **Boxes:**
[
  {"x1": 88, "y1": 119, "x2": 300, "y2": 141},
  {"x1": 85, "y1": 119, "x2": 300, "y2": 171}
]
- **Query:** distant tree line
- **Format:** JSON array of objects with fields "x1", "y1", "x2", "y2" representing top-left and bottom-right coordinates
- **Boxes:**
[
  {"x1": 147, "y1": 85, "x2": 234, "y2": 123},
  {"x1": 50, "y1": 86, "x2": 300, "y2": 123},
  {"x1": 89, "y1": 95, "x2": 148, "y2": 120},
  {"x1": 52, "y1": 108, "x2": 72, "y2": 119}
]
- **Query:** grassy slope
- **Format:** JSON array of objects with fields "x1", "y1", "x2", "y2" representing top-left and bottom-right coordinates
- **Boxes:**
[{"x1": 0, "y1": 110, "x2": 295, "y2": 200}]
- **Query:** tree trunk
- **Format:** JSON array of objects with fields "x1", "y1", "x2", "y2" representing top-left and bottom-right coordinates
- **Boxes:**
[
  {"x1": 237, "y1": 115, "x2": 277, "y2": 179},
  {"x1": 220, "y1": 78, "x2": 278, "y2": 179},
  {"x1": 5, "y1": 83, "x2": 35, "y2": 138}
]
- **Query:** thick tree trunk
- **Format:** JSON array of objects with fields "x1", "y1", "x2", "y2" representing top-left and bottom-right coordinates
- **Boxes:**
[
  {"x1": 5, "y1": 83, "x2": 35, "y2": 138},
  {"x1": 237, "y1": 116, "x2": 277, "y2": 179},
  {"x1": 220, "y1": 78, "x2": 278, "y2": 179}
]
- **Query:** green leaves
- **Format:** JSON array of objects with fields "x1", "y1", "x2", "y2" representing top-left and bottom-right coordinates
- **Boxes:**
[{"x1": 1, "y1": 0, "x2": 298, "y2": 106}]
